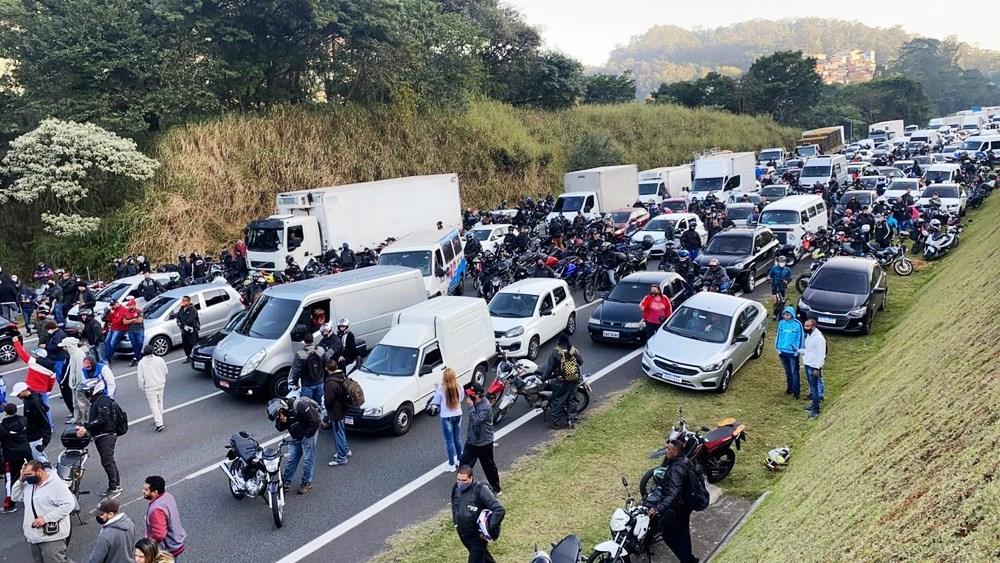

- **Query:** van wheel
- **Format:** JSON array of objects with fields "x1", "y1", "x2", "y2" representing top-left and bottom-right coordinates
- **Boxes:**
[
  {"x1": 149, "y1": 335, "x2": 171, "y2": 357},
  {"x1": 526, "y1": 336, "x2": 540, "y2": 360},
  {"x1": 269, "y1": 370, "x2": 290, "y2": 399},
  {"x1": 565, "y1": 313, "x2": 577, "y2": 335},
  {"x1": 472, "y1": 363, "x2": 488, "y2": 388},
  {"x1": 392, "y1": 403, "x2": 414, "y2": 436}
]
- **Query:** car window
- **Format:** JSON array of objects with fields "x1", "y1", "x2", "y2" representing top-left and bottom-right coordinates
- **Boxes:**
[
  {"x1": 203, "y1": 289, "x2": 230, "y2": 307},
  {"x1": 676, "y1": 219, "x2": 687, "y2": 231},
  {"x1": 540, "y1": 293, "x2": 554, "y2": 313},
  {"x1": 422, "y1": 343, "x2": 443, "y2": 369},
  {"x1": 435, "y1": 249, "x2": 445, "y2": 271},
  {"x1": 757, "y1": 230, "x2": 773, "y2": 248},
  {"x1": 451, "y1": 234, "x2": 462, "y2": 258},
  {"x1": 744, "y1": 306, "x2": 759, "y2": 325},
  {"x1": 553, "y1": 286, "x2": 568, "y2": 305},
  {"x1": 441, "y1": 239, "x2": 455, "y2": 263},
  {"x1": 800, "y1": 211, "x2": 809, "y2": 224},
  {"x1": 724, "y1": 176, "x2": 741, "y2": 190},
  {"x1": 734, "y1": 310, "x2": 749, "y2": 334},
  {"x1": 670, "y1": 279, "x2": 686, "y2": 298}
]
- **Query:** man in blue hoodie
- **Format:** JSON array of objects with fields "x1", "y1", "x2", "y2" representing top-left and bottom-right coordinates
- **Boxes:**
[{"x1": 775, "y1": 305, "x2": 804, "y2": 399}]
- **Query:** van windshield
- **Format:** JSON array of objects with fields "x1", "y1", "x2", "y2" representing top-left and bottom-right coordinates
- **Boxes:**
[
  {"x1": 95, "y1": 283, "x2": 130, "y2": 303},
  {"x1": 759, "y1": 150, "x2": 782, "y2": 162},
  {"x1": 361, "y1": 344, "x2": 418, "y2": 377},
  {"x1": 378, "y1": 251, "x2": 431, "y2": 277},
  {"x1": 800, "y1": 165, "x2": 831, "y2": 178},
  {"x1": 692, "y1": 177, "x2": 723, "y2": 192},
  {"x1": 552, "y1": 195, "x2": 586, "y2": 212},
  {"x1": 638, "y1": 182, "x2": 660, "y2": 196},
  {"x1": 759, "y1": 210, "x2": 801, "y2": 225},
  {"x1": 237, "y1": 295, "x2": 299, "y2": 339},
  {"x1": 246, "y1": 226, "x2": 283, "y2": 252},
  {"x1": 961, "y1": 140, "x2": 984, "y2": 151}
]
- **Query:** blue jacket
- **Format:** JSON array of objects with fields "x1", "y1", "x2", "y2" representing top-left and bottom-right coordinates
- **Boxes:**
[
  {"x1": 768, "y1": 265, "x2": 792, "y2": 285},
  {"x1": 775, "y1": 305, "x2": 804, "y2": 354}
]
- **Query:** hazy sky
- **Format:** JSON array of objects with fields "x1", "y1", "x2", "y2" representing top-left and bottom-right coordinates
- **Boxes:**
[{"x1": 504, "y1": 0, "x2": 1000, "y2": 66}]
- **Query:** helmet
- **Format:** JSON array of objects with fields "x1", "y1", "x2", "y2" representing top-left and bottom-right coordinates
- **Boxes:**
[
  {"x1": 708, "y1": 259, "x2": 720, "y2": 269},
  {"x1": 776, "y1": 256, "x2": 787, "y2": 266},
  {"x1": 266, "y1": 398, "x2": 292, "y2": 421},
  {"x1": 320, "y1": 323, "x2": 333, "y2": 335},
  {"x1": 285, "y1": 255, "x2": 295, "y2": 264},
  {"x1": 764, "y1": 447, "x2": 791, "y2": 471},
  {"x1": 77, "y1": 377, "x2": 105, "y2": 399},
  {"x1": 79, "y1": 308, "x2": 93, "y2": 317},
  {"x1": 466, "y1": 232, "x2": 475, "y2": 240},
  {"x1": 930, "y1": 218, "x2": 941, "y2": 229},
  {"x1": 600, "y1": 242, "x2": 613, "y2": 252},
  {"x1": 37, "y1": 262, "x2": 44, "y2": 268},
  {"x1": 477, "y1": 509, "x2": 494, "y2": 541},
  {"x1": 178, "y1": 254, "x2": 185, "y2": 260},
  {"x1": 861, "y1": 224, "x2": 871, "y2": 233},
  {"x1": 337, "y1": 318, "x2": 350, "y2": 328},
  {"x1": 342, "y1": 242, "x2": 350, "y2": 249}
]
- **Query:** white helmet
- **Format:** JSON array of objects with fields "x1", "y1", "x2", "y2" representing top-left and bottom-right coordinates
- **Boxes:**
[
  {"x1": 861, "y1": 224, "x2": 871, "y2": 233},
  {"x1": 764, "y1": 447, "x2": 791, "y2": 471},
  {"x1": 477, "y1": 509, "x2": 495, "y2": 541},
  {"x1": 337, "y1": 318, "x2": 350, "y2": 328}
]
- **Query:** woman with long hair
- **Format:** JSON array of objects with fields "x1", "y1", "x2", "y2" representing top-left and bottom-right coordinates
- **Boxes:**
[
  {"x1": 134, "y1": 538, "x2": 174, "y2": 563},
  {"x1": 430, "y1": 367, "x2": 463, "y2": 471}
]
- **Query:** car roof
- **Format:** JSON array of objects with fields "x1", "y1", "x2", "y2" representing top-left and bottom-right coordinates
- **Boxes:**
[
  {"x1": 471, "y1": 223, "x2": 510, "y2": 231},
  {"x1": 157, "y1": 283, "x2": 233, "y2": 300},
  {"x1": 620, "y1": 271, "x2": 681, "y2": 286},
  {"x1": 820, "y1": 256, "x2": 877, "y2": 273},
  {"x1": 498, "y1": 278, "x2": 567, "y2": 295},
  {"x1": 649, "y1": 212, "x2": 697, "y2": 222},
  {"x1": 714, "y1": 227, "x2": 764, "y2": 238},
  {"x1": 108, "y1": 272, "x2": 178, "y2": 286},
  {"x1": 680, "y1": 291, "x2": 757, "y2": 316}
]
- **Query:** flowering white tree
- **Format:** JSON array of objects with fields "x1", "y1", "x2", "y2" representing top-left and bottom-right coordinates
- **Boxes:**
[{"x1": 0, "y1": 118, "x2": 159, "y2": 236}]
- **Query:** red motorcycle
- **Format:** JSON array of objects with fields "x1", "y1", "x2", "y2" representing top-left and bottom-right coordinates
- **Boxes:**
[{"x1": 639, "y1": 409, "x2": 747, "y2": 497}]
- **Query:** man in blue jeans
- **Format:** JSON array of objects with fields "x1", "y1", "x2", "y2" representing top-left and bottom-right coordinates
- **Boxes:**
[
  {"x1": 775, "y1": 305, "x2": 804, "y2": 399},
  {"x1": 323, "y1": 362, "x2": 352, "y2": 467},
  {"x1": 269, "y1": 396, "x2": 320, "y2": 495},
  {"x1": 800, "y1": 319, "x2": 827, "y2": 418}
]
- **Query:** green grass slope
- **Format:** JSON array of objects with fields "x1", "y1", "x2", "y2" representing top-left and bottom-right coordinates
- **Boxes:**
[
  {"x1": 131, "y1": 100, "x2": 794, "y2": 260},
  {"x1": 718, "y1": 204, "x2": 1000, "y2": 562}
]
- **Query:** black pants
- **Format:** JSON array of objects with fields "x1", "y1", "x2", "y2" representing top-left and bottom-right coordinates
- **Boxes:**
[
  {"x1": 59, "y1": 371, "x2": 74, "y2": 415},
  {"x1": 661, "y1": 510, "x2": 698, "y2": 563},
  {"x1": 94, "y1": 433, "x2": 120, "y2": 488},
  {"x1": 547, "y1": 380, "x2": 577, "y2": 427},
  {"x1": 181, "y1": 330, "x2": 199, "y2": 358},
  {"x1": 644, "y1": 322, "x2": 662, "y2": 340},
  {"x1": 460, "y1": 443, "x2": 501, "y2": 493},
  {"x1": 459, "y1": 533, "x2": 496, "y2": 563}
]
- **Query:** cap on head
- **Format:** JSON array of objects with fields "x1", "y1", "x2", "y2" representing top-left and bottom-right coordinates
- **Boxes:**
[{"x1": 12, "y1": 382, "x2": 29, "y2": 396}]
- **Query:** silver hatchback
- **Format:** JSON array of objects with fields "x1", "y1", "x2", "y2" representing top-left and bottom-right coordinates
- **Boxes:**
[{"x1": 642, "y1": 292, "x2": 767, "y2": 393}]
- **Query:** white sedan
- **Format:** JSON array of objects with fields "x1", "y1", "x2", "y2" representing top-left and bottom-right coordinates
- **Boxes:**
[
  {"x1": 917, "y1": 183, "x2": 967, "y2": 216},
  {"x1": 467, "y1": 223, "x2": 512, "y2": 254}
]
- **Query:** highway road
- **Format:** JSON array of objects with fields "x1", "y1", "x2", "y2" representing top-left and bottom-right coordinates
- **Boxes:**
[{"x1": 0, "y1": 266, "x2": 786, "y2": 563}]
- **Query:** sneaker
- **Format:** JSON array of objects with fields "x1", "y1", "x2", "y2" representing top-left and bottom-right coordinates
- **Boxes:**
[
  {"x1": 297, "y1": 483, "x2": 312, "y2": 495},
  {"x1": 182, "y1": 357, "x2": 190, "y2": 364},
  {"x1": 494, "y1": 489, "x2": 503, "y2": 497},
  {"x1": 64, "y1": 415, "x2": 75, "y2": 424},
  {"x1": 129, "y1": 360, "x2": 138, "y2": 367},
  {"x1": 282, "y1": 483, "x2": 291, "y2": 493},
  {"x1": 155, "y1": 425, "x2": 165, "y2": 432},
  {"x1": 104, "y1": 487, "x2": 123, "y2": 498},
  {"x1": 0, "y1": 506, "x2": 17, "y2": 514},
  {"x1": 346, "y1": 450, "x2": 353, "y2": 458},
  {"x1": 445, "y1": 463, "x2": 457, "y2": 472},
  {"x1": 327, "y1": 457, "x2": 348, "y2": 467}
]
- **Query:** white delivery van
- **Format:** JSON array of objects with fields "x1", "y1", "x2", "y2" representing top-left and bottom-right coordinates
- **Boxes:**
[
  {"x1": 351, "y1": 296, "x2": 496, "y2": 435},
  {"x1": 758, "y1": 195, "x2": 828, "y2": 252},
  {"x1": 923, "y1": 163, "x2": 962, "y2": 184},
  {"x1": 637, "y1": 165, "x2": 692, "y2": 204},
  {"x1": 799, "y1": 155, "x2": 848, "y2": 189},
  {"x1": 868, "y1": 120, "x2": 904, "y2": 143},
  {"x1": 690, "y1": 152, "x2": 757, "y2": 202},
  {"x1": 378, "y1": 228, "x2": 466, "y2": 298},
  {"x1": 212, "y1": 266, "x2": 426, "y2": 399},
  {"x1": 959, "y1": 134, "x2": 1000, "y2": 157},
  {"x1": 549, "y1": 165, "x2": 639, "y2": 221},
  {"x1": 908, "y1": 130, "x2": 940, "y2": 149}
]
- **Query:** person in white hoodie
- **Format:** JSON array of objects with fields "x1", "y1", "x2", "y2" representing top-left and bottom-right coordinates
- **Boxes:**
[
  {"x1": 136, "y1": 345, "x2": 168, "y2": 432},
  {"x1": 11, "y1": 460, "x2": 76, "y2": 563},
  {"x1": 800, "y1": 319, "x2": 827, "y2": 419},
  {"x1": 58, "y1": 337, "x2": 89, "y2": 424},
  {"x1": 429, "y1": 367, "x2": 464, "y2": 471}
]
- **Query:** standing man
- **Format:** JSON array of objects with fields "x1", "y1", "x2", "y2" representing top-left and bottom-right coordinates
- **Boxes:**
[
  {"x1": 459, "y1": 383, "x2": 501, "y2": 495},
  {"x1": 334, "y1": 319, "x2": 357, "y2": 371},
  {"x1": 11, "y1": 382, "x2": 51, "y2": 464},
  {"x1": 122, "y1": 299, "x2": 144, "y2": 367},
  {"x1": 541, "y1": 334, "x2": 584, "y2": 429},
  {"x1": 680, "y1": 222, "x2": 703, "y2": 261},
  {"x1": 143, "y1": 475, "x2": 186, "y2": 559},
  {"x1": 103, "y1": 302, "x2": 128, "y2": 362},
  {"x1": 136, "y1": 346, "x2": 168, "y2": 432},
  {"x1": 76, "y1": 378, "x2": 122, "y2": 498},
  {"x1": 79, "y1": 309, "x2": 105, "y2": 362},
  {"x1": 1, "y1": 402, "x2": 30, "y2": 513},
  {"x1": 87, "y1": 498, "x2": 137, "y2": 563},
  {"x1": 646, "y1": 438, "x2": 699, "y2": 563},
  {"x1": 288, "y1": 332, "x2": 326, "y2": 406},
  {"x1": 775, "y1": 305, "x2": 805, "y2": 400},
  {"x1": 323, "y1": 361, "x2": 351, "y2": 467},
  {"x1": 268, "y1": 396, "x2": 321, "y2": 495},
  {"x1": 11, "y1": 460, "x2": 76, "y2": 563},
  {"x1": 451, "y1": 465, "x2": 505, "y2": 563},
  {"x1": 801, "y1": 319, "x2": 827, "y2": 419},
  {"x1": 175, "y1": 296, "x2": 200, "y2": 363},
  {"x1": 17, "y1": 281, "x2": 36, "y2": 336}
]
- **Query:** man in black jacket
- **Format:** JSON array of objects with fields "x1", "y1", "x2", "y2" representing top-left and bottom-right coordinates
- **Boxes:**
[
  {"x1": 12, "y1": 383, "x2": 51, "y2": 464},
  {"x1": 451, "y1": 465, "x2": 505, "y2": 563},
  {"x1": 137, "y1": 272, "x2": 164, "y2": 303},
  {"x1": 269, "y1": 397, "x2": 321, "y2": 495},
  {"x1": 175, "y1": 296, "x2": 200, "y2": 362},
  {"x1": 680, "y1": 223, "x2": 703, "y2": 261},
  {"x1": 333, "y1": 319, "x2": 357, "y2": 371},
  {"x1": 74, "y1": 281, "x2": 96, "y2": 310},
  {"x1": 647, "y1": 438, "x2": 698, "y2": 563},
  {"x1": 541, "y1": 334, "x2": 583, "y2": 429},
  {"x1": 76, "y1": 378, "x2": 122, "y2": 497},
  {"x1": 79, "y1": 309, "x2": 104, "y2": 361},
  {"x1": 0, "y1": 402, "x2": 31, "y2": 507},
  {"x1": 459, "y1": 383, "x2": 501, "y2": 495}
]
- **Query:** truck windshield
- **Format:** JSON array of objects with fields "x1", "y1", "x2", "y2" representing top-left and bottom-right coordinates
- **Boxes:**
[
  {"x1": 246, "y1": 227, "x2": 283, "y2": 252},
  {"x1": 759, "y1": 150, "x2": 781, "y2": 162},
  {"x1": 361, "y1": 344, "x2": 419, "y2": 377},
  {"x1": 759, "y1": 210, "x2": 801, "y2": 225},
  {"x1": 378, "y1": 251, "x2": 432, "y2": 277},
  {"x1": 800, "y1": 165, "x2": 831, "y2": 178},
  {"x1": 236, "y1": 295, "x2": 299, "y2": 340},
  {"x1": 691, "y1": 177, "x2": 723, "y2": 192},
  {"x1": 552, "y1": 195, "x2": 585, "y2": 212},
  {"x1": 796, "y1": 146, "x2": 817, "y2": 157},
  {"x1": 638, "y1": 182, "x2": 660, "y2": 196}
]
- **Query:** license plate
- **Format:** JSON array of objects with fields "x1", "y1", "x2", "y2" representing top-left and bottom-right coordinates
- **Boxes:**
[
  {"x1": 658, "y1": 372, "x2": 683, "y2": 384},
  {"x1": 818, "y1": 316, "x2": 837, "y2": 324},
  {"x1": 218, "y1": 379, "x2": 230, "y2": 388},
  {"x1": 602, "y1": 330, "x2": 620, "y2": 339},
  {"x1": 192, "y1": 361, "x2": 205, "y2": 370},
  {"x1": 344, "y1": 416, "x2": 354, "y2": 426}
]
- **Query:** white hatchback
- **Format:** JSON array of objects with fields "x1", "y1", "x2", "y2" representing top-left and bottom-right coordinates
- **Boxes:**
[{"x1": 489, "y1": 279, "x2": 577, "y2": 359}]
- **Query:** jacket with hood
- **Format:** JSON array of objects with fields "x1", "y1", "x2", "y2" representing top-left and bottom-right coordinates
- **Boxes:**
[
  {"x1": 22, "y1": 392, "x2": 51, "y2": 443},
  {"x1": 60, "y1": 337, "x2": 91, "y2": 421},
  {"x1": 84, "y1": 392, "x2": 117, "y2": 437},
  {"x1": 289, "y1": 344, "x2": 326, "y2": 388},
  {"x1": 11, "y1": 473, "x2": 76, "y2": 544},
  {"x1": 651, "y1": 456, "x2": 694, "y2": 517},
  {"x1": 86, "y1": 512, "x2": 137, "y2": 563},
  {"x1": 775, "y1": 305, "x2": 805, "y2": 355},
  {"x1": 43, "y1": 328, "x2": 69, "y2": 362},
  {"x1": 82, "y1": 360, "x2": 117, "y2": 400},
  {"x1": 274, "y1": 397, "x2": 321, "y2": 440},
  {"x1": 13, "y1": 339, "x2": 56, "y2": 393},
  {"x1": 465, "y1": 397, "x2": 495, "y2": 447},
  {"x1": 0, "y1": 412, "x2": 30, "y2": 454},
  {"x1": 137, "y1": 355, "x2": 168, "y2": 391},
  {"x1": 451, "y1": 479, "x2": 505, "y2": 540}
]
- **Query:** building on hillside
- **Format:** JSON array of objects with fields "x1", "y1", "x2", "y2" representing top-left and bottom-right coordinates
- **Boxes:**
[{"x1": 811, "y1": 50, "x2": 878, "y2": 85}]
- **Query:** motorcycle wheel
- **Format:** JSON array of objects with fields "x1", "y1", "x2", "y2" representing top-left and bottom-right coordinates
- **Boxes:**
[
  {"x1": 705, "y1": 448, "x2": 736, "y2": 484},
  {"x1": 269, "y1": 488, "x2": 284, "y2": 528},
  {"x1": 893, "y1": 258, "x2": 913, "y2": 276},
  {"x1": 574, "y1": 386, "x2": 591, "y2": 414},
  {"x1": 795, "y1": 273, "x2": 810, "y2": 294},
  {"x1": 638, "y1": 467, "x2": 657, "y2": 498},
  {"x1": 583, "y1": 281, "x2": 597, "y2": 303},
  {"x1": 585, "y1": 550, "x2": 626, "y2": 563}
]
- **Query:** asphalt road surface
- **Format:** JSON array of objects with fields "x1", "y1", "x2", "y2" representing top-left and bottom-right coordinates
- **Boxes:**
[{"x1": 0, "y1": 262, "x2": 796, "y2": 563}]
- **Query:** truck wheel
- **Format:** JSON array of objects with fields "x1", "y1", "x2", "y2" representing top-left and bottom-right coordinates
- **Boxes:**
[{"x1": 392, "y1": 403, "x2": 414, "y2": 436}]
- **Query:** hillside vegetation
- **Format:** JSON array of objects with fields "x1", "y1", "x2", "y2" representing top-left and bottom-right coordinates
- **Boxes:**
[
  {"x1": 130, "y1": 100, "x2": 795, "y2": 260},
  {"x1": 718, "y1": 207, "x2": 1000, "y2": 561}
]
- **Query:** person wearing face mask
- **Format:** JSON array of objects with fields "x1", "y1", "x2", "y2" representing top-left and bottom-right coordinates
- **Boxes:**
[
  {"x1": 87, "y1": 498, "x2": 137, "y2": 563},
  {"x1": 872, "y1": 214, "x2": 893, "y2": 249},
  {"x1": 451, "y1": 465, "x2": 505, "y2": 563},
  {"x1": 639, "y1": 284, "x2": 672, "y2": 340},
  {"x1": 800, "y1": 319, "x2": 827, "y2": 419},
  {"x1": 10, "y1": 460, "x2": 76, "y2": 562},
  {"x1": 775, "y1": 306, "x2": 805, "y2": 400},
  {"x1": 0, "y1": 402, "x2": 30, "y2": 513}
]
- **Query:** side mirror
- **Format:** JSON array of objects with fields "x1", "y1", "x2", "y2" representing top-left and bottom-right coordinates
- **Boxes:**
[
  {"x1": 621, "y1": 476, "x2": 629, "y2": 488},
  {"x1": 419, "y1": 365, "x2": 433, "y2": 376},
  {"x1": 734, "y1": 334, "x2": 750, "y2": 343},
  {"x1": 541, "y1": 308, "x2": 553, "y2": 316}
]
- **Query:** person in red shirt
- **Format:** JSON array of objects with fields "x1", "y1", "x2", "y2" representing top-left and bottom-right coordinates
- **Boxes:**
[
  {"x1": 639, "y1": 284, "x2": 672, "y2": 340},
  {"x1": 103, "y1": 302, "x2": 129, "y2": 361}
]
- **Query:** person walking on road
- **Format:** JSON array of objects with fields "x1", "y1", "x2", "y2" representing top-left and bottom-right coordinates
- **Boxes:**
[
  {"x1": 12, "y1": 335, "x2": 57, "y2": 425},
  {"x1": 137, "y1": 347, "x2": 168, "y2": 432},
  {"x1": 542, "y1": 334, "x2": 583, "y2": 429},
  {"x1": 11, "y1": 460, "x2": 76, "y2": 563},
  {"x1": 87, "y1": 498, "x2": 137, "y2": 563},
  {"x1": 269, "y1": 396, "x2": 321, "y2": 494},
  {"x1": 175, "y1": 296, "x2": 200, "y2": 363},
  {"x1": 1, "y1": 402, "x2": 31, "y2": 513},
  {"x1": 76, "y1": 378, "x2": 122, "y2": 498},
  {"x1": 646, "y1": 438, "x2": 699, "y2": 563},
  {"x1": 322, "y1": 361, "x2": 352, "y2": 467},
  {"x1": 451, "y1": 465, "x2": 505, "y2": 563},
  {"x1": 801, "y1": 319, "x2": 827, "y2": 419},
  {"x1": 775, "y1": 305, "x2": 805, "y2": 399},
  {"x1": 12, "y1": 382, "x2": 51, "y2": 464},
  {"x1": 133, "y1": 538, "x2": 173, "y2": 563},
  {"x1": 142, "y1": 476, "x2": 186, "y2": 559},
  {"x1": 429, "y1": 367, "x2": 463, "y2": 471},
  {"x1": 639, "y1": 283, "x2": 672, "y2": 340},
  {"x1": 459, "y1": 383, "x2": 501, "y2": 495}
]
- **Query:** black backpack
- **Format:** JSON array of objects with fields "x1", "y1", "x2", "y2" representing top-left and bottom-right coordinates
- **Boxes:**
[
  {"x1": 302, "y1": 348, "x2": 325, "y2": 384},
  {"x1": 685, "y1": 460, "x2": 710, "y2": 511},
  {"x1": 111, "y1": 400, "x2": 129, "y2": 436}
]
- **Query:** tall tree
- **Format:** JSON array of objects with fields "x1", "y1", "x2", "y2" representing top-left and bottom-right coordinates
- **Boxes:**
[
  {"x1": 583, "y1": 72, "x2": 636, "y2": 104},
  {"x1": 741, "y1": 51, "x2": 823, "y2": 124},
  {"x1": 888, "y1": 38, "x2": 1000, "y2": 115},
  {"x1": 509, "y1": 52, "x2": 584, "y2": 110}
]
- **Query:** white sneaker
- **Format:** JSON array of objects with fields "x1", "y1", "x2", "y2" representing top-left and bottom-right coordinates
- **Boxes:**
[{"x1": 445, "y1": 463, "x2": 457, "y2": 472}]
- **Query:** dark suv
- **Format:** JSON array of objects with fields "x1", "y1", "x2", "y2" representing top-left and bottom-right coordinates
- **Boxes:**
[
  {"x1": 694, "y1": 226, "x2": 779, "y2": 293},
  {"x1": 797, "y1": 257, "x2": 887, "y2": 335},
  {"x1": 0, "y1": 316, "x2": 21, "y2": 364}
]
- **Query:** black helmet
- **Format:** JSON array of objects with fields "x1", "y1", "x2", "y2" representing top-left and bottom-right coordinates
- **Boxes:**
[
  {"x1": 266, "y1": 397, "x2": 291, "y2": 421},
  {"x1": 285, "y1": 255, "x2": 295, "y2": 264}
]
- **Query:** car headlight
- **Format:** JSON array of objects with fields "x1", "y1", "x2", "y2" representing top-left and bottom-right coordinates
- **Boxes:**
[
  {"x1": 624, "y1": 321, "x2": 645, "y2": 329},
  {"x1": 797, "y1": 300, "x2": 810, "y2": 311},
  {"x1": 363, "y1": 407, "x2": 383, "y2": 417},
  {"x1": 701, "y1": 361, "x2": 725, "y2": 372},
  {"x1": 847, "y1": 307, "x2": 867, "y2": 318},
  {"x1": 504, "y1": 326, "x2": 524, "y2": 338},
  {"x1": 262, "y1": 457, "x2": 280, "y2": 473},
  {"x1": 240, "y1": 348, "x2": 267, "y2": 376},
  {"x1": 733, "y1": 262, "x2": 745, "y2": 270},
  {"x1": 588, "y1": 317, "x2": 601, "y2": 325}
]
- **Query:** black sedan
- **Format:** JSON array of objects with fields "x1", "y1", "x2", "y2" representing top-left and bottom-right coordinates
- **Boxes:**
[
  {"x1": 694, "y1": 227, "x2": 779, "y2": 293},
  {"x1": 190, "y1": 309, "x2": 247, "y2": 373},
  {"x1": 588, "y1": 272, "x2": 692, "y2": 344},
  {"x1": 0, "y1": 316, "x2": 19, "y2": 364},
  {"x1": 797, "y1": 257, "x2": 887, "y2": 335}
]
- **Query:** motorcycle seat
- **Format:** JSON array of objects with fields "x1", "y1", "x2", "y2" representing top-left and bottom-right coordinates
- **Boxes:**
[
  {"x1": 704, "y1": 424, "x2": 742, "y2": 445},
  {"x1": 230, "y1": 432, "x2": 260, "y2": 462},
  {"x1": 58, "y1": 449, "x2": 87, "y2": 469}
]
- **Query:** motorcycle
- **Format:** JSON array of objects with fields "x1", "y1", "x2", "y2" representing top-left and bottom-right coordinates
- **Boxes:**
[
  {"x1": 922, "y1": 225, "x2": 962, "y2": 261},
  {"x1": 219, "y1": 432, "x2": 291, "y2": 528},
  {"x1": 56, "y1": 427, "x2": 90, "y2": 526},
  {"x1": 586, "y1": 477, "x2": 656, "y2": 563},
  {"x1": 865, "y1": 240, "x2": 913, "y2": 276},
  {"x1": 638, "y1": 410, "x2": 747, "y2": 497},
  {"x1": 531, "y1": 534, "x2": 582, "y2": 563},
  {"x1": 489, "y1": 358, "x2": 592, "y2": 426}
]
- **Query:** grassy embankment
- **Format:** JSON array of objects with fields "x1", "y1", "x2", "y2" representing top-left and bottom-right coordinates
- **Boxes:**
[
  {"x1": 131, "y1": 100, "x2": 795, "y2": 261},
  {"x1": 370, "y1": 198, "x2": 999, "y2": 563}
]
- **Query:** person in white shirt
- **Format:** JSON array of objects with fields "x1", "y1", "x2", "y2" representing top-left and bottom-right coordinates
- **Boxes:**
[
  {"x1": 11, "y1": 460, "x2": 76, "y2": 563},
  {"x1": 136, "y1": 345, "x2": 168, "y2": 432},
  {"x1": 800, "y1": 319, "x2": 827, "y2": 419},
  {"x1": 429, "y1": 367, "x2": 464, "y2": 471}
]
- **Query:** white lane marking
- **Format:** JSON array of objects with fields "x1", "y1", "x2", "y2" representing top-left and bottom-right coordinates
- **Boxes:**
[
  {"x1": 574, "y1": 299, "x2": 600, "y2": 313},
  {"x1": 275, "y1": 347, "x2": 644, "y2": 563},
  {"x1": 128, "y1": 390, "x2": 225, "y2": 425}
]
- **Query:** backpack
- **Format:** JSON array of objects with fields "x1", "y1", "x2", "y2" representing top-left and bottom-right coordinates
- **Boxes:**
[
  {"x1": 559, "y1": 350, "x2": 580, "y2": 382},
  {"x1": 344, "y1": 377, "x2": 365, "y2": 407},
  {"x1": 685, "y1": 461, "x2": 710, "y2": 511},
  {"x1": 303, "y1": 349, "x2": 325, "y2": 384},
  {"x1": 111, "y1": 399, "x2": 129, "y2": 436}
]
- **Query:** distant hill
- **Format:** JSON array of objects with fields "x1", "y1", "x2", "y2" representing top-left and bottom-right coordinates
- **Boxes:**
[{"x1": 600, "y1": 18, "x2": 1000, "y2": 98}]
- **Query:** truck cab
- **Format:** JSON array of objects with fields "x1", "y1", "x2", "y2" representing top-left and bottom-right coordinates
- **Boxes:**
[
  {"x1": 550, "y1": 191, "x2": 599, "y2": 220},
  {"x1": 245, "y1": 215, "x2": 320, "y2": 271},
  {"x1": 795, "y1": 144, "x2": 820, "y2": 158}
]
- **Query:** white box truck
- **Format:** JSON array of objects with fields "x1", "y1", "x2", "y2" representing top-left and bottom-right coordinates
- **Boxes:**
[
  {"x1": 245, "y1": 174, "x2": 462, "y2": 270},
  {"x1": 637, "y1": 165, "x2": 692, "y2": 204},
  {"x1": 868, "y1": 120, "x2": 904, "y2": 143},
  {"x1": 689, "y1": 152, "x2": 757, "y2": 203},
  {"x1": 960, "y1": 113, "x2": 985, "y2": 134},
  {"x1": 548, "y1": 165, "x2": 639, "y2": 221}
]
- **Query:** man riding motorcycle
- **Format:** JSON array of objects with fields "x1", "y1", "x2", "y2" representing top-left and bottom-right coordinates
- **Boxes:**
[{"x1": 701, "y1": 259, "x2": 730, "y2": 292}]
